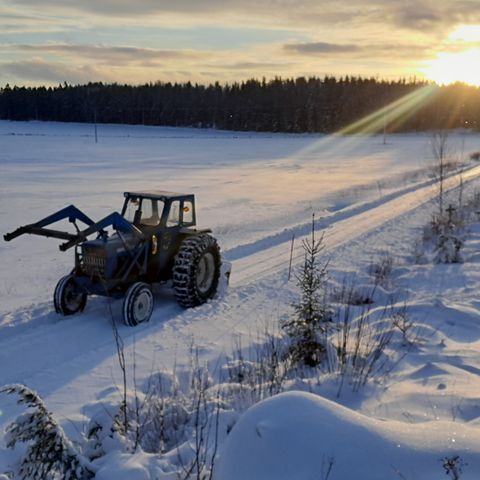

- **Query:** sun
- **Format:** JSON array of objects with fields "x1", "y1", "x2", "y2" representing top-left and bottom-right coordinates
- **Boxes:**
[
  {"x1": 449, "y1": 24, "x2": 480, "y2": 42},
  {"x1": 423, "y1": 24, "x2": 480, "y2": 86},
  {"x1": 424, "y1": 49, "x2": 480, "y2": 86}
]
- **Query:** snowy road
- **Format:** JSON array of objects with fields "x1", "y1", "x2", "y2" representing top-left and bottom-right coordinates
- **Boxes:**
[{"x1": 231, "y1": 163, "x2": 480, "y2": 286}]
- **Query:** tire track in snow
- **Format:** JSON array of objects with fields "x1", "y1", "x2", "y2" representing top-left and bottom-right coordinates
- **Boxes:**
[{"x1": 230, "y1": 164, "x2": 480, "y2": 286}]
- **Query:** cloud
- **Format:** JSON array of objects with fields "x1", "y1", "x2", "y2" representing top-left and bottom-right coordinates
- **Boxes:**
[
  {"x1": 284, "y1": 41, "x2": 430, "y2": 60},
  {"x1": 378, "y1": 0, "x2": 480, "y2": 33},
  {"x1": 0, "y1": 43, "x2": 202, "y2": 69},
  {"x1": 284, "y1": 42, "x2": 361, "y2": 54},
  {"x1": 0, "y1": 0, "x2": 438, "y2": 29},
  {"x1": 0, "y1": 5, "x2": 82, "y2": 33},
  {"x1": 5, "y1": 0, "x2": 480, "y2": 31},
  {"x1": 0, "y1": 43, "x2": 296, "y2": 85},
  {"x1": 1, "y1": 59, "x2": 113, "y2": 84},
  {"x1": 222, "y1": 61, "x2": 294, "y2": 70},
  {"x1": 4, "y1": 0, "x2": 250, "y2": 19}
]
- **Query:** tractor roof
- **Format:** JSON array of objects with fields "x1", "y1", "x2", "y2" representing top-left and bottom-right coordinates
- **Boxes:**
[{"x1": 124, "y1": 190, "x2": 194, "y2": 201}]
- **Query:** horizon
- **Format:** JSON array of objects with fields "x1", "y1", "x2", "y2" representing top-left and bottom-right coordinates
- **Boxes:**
[{"x1": 1, "y1": 74, "x2": 437, "y2": 89}]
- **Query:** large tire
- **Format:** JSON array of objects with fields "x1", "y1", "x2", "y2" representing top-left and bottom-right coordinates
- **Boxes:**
[
  {"x1": 54, "y1": 274, "x2": 87, "y2": 316},
  {"x1": 123, "y1": 282, "x2": 154, "y2": 327},
  {"x1": 173, "y1": 234, "x2": 221, "y2": 308}
]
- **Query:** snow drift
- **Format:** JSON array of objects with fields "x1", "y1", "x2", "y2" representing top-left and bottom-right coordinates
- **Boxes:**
[{"x1": 215, "y1": 391, "x2": 480, "y2": 480}]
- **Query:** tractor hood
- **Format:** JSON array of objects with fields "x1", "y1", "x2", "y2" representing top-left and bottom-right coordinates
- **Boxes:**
[{"x1": 80, "y1": 232, "x2": 141, "y2": 280}]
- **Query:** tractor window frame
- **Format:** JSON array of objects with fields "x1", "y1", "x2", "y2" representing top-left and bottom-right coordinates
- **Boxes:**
[{"x1": 166, "y1": 200, "x2": 181, "y2": 228}]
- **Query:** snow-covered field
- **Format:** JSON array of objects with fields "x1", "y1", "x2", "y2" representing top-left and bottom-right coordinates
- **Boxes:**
[{"x1": 2, "y1": 120, "x2": 480, "y2": 478}]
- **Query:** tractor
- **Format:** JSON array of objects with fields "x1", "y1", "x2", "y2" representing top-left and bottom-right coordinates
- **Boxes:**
[{"x1": 4, "y1": 191, "x2": 229, "y2": 326}]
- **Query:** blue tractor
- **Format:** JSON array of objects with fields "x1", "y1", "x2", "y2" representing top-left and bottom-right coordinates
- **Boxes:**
[{"x1": 4, "y1": 191, "x2": 227, "y2": 326}]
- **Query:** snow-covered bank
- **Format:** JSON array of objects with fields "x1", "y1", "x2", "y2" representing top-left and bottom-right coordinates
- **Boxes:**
[{"x1": 216, "y1": 391, "x2": 480, "y2": 480}]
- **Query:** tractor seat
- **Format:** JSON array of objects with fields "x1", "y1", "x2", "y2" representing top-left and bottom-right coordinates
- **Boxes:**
[{"x1": 141, "y1": 216, "x2": 160, "y2": 226}]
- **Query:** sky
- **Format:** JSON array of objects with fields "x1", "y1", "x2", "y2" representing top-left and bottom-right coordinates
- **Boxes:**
[{"x1": 1, "y1": 0, "x2": 480, "y2": 86}]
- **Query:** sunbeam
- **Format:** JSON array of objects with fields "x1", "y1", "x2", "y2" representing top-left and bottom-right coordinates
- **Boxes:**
[{"x1": 286, "y1": 85, "x2": 437, "y2": 161}]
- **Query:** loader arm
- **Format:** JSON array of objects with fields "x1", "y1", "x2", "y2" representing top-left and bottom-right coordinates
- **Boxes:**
[
  {"x1": 3, "y1": 205, "x2": 95, "y2": 243},
  {"x1": 3, "y1": 206, "x2": 143, "y2": 252},
  {"x1": 59, "y1": 212, "x2": 143, "y2": 251}
]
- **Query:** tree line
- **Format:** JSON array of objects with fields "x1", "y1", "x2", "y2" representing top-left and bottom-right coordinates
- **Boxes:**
[{"x1": 0, "y1": 76, "x2": 479, "y2": 133}]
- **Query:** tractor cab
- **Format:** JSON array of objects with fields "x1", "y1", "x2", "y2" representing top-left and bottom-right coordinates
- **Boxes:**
[{"x1": 121, "y1": 191, "x2": 196, "y2": 231}]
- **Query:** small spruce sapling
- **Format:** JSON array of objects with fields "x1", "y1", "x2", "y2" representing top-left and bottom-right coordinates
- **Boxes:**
[{"x1": 282, "y1": 214, "x2": 331, "y2": 367}]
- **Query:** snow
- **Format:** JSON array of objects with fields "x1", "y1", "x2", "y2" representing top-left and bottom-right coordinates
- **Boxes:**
[
  {"x1": 94, "y1": 451, "x2": 155, "y2": 480},
  {"x1": 215, "y1": 391, "x2": 480, "y2": 480},
  {"x1": 2, "y1": 120, "x2": 480, "y2": 478}
]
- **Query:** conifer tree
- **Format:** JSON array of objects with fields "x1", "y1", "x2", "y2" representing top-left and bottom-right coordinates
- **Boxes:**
[
  {"x1": 1, "y1": 384, "x2": 94, "y2": 480},
  {"x1": 282, "y1": 215, "x2": 331, "y2": 367}
]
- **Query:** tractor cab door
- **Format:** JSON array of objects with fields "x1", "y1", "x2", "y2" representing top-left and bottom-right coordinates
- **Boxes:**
[{"x1": 151, "y1": 198, "x2": 195, "y2": 281}]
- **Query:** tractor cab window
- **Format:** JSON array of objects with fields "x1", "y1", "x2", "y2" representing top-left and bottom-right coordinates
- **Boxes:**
[
  {"x1": 125, "y1": 197, "x2": 162, "y2": 227},
  {"x1": 183, "y1": 201, "x2": 193, "y2": 224},
  {"x1": 141, "y1": 199, "x2": 161, "y2": 226},
  {"x1": 125, "y1": 197, "x2": 140, "y2": 224},
  {"x1": 167, "y1": 201, "x2": 180, "y2": 227}
]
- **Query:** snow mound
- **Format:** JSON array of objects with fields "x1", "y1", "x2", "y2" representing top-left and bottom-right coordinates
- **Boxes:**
[
  {"x1": 215, "y1": 391, "x2": 480, "y2": 480},
  {"x1": 94, "y1": 451, "x2": 166, "y2": 480}
]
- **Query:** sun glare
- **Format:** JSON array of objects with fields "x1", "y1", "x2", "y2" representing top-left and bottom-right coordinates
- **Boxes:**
[
  {"x1": 449, "y1": 24, "x2": 480, "y2": 42},
  {"x1": 424, "y1": 49, "x2": 480, "y2": 86},
  {"x1": 423, "y1": 24, "x2": 480, "y2": 86}
]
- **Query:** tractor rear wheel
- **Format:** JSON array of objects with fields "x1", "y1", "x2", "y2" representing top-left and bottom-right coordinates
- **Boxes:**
[
  {"x1": 123, "y1": 282, "x2": 154, "y2": 327},
  {"x1": 54, "y1": 274, "x2": 87, "y2": 315},
  {"x1": 173, "y1": 234, "x2": 221, "y2": 308}
]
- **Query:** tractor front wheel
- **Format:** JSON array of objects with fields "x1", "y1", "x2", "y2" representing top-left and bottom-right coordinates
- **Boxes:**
[
  {"x1": 54, "y1": 274, "x2": 87, "y2": 315},
  {"x1": 173, "y1": 234, "x2": 221, "y2": 308},
  {"x1": 123, "y1": 282, "x2": 154, "y2": 327}
]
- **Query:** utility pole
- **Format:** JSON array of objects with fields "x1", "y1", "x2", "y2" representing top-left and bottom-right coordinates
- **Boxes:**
[
  {"x1": 94, "y1": 108, "x2": 98, "y2": 144},
  {"x1": 383, "y1": 111, "x2": 387, "y2": 145}
]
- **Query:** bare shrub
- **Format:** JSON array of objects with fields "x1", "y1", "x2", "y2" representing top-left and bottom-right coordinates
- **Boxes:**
[
  {"x1": 252, "y1": 327, "x2": 290, "y2": 398},
  {"x1": 223, "y1": 327, "x2": 290, "y2": 410},
  {"x1": 434, "y1": 205, "x2": 464, "y2": 264},
  {"x1": 109, "y1": 311, "x2": 129, "y2": 436},
  {"x1": 330, "y1": 279, "x2": 374, "y2": 306},
  {"x1": 139, "y1": 369, "x2": 190, "y2": 454},
  {"x1": 392, "y1": 303, "x2": 415, "y2": 346},
  {"x1": 413, "y1": 239, "x2": 427, "y2": 264},
  {"x1": 177, "y1": 354, "x2": 218, "y2": 480},
  {"x1": 442, "y1": 455, "x2": 467, "y2": 480},
  {"x1": 331, "y1": 293, "x2": 397, "y2": 395},
  {"x1": 321, "y1": 455, "x2": 336, "y2": 480},
  {"x1": 430, "y1": 130, "x2": 456, "y2": 218},
  {"x1": 129, "y1": 350, "x2": 222, "y2": 480},
  {"x1": 424, "y1": 131, "x2": 468, "y2": 264},
  {"x1": 369, "y1": 252, "x2": 394, "y2": 288}
]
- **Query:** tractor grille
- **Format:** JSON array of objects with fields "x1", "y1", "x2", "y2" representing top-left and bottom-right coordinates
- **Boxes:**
[{"x1": 81, "y1": 249, "x2": 106, "y2": 277}]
